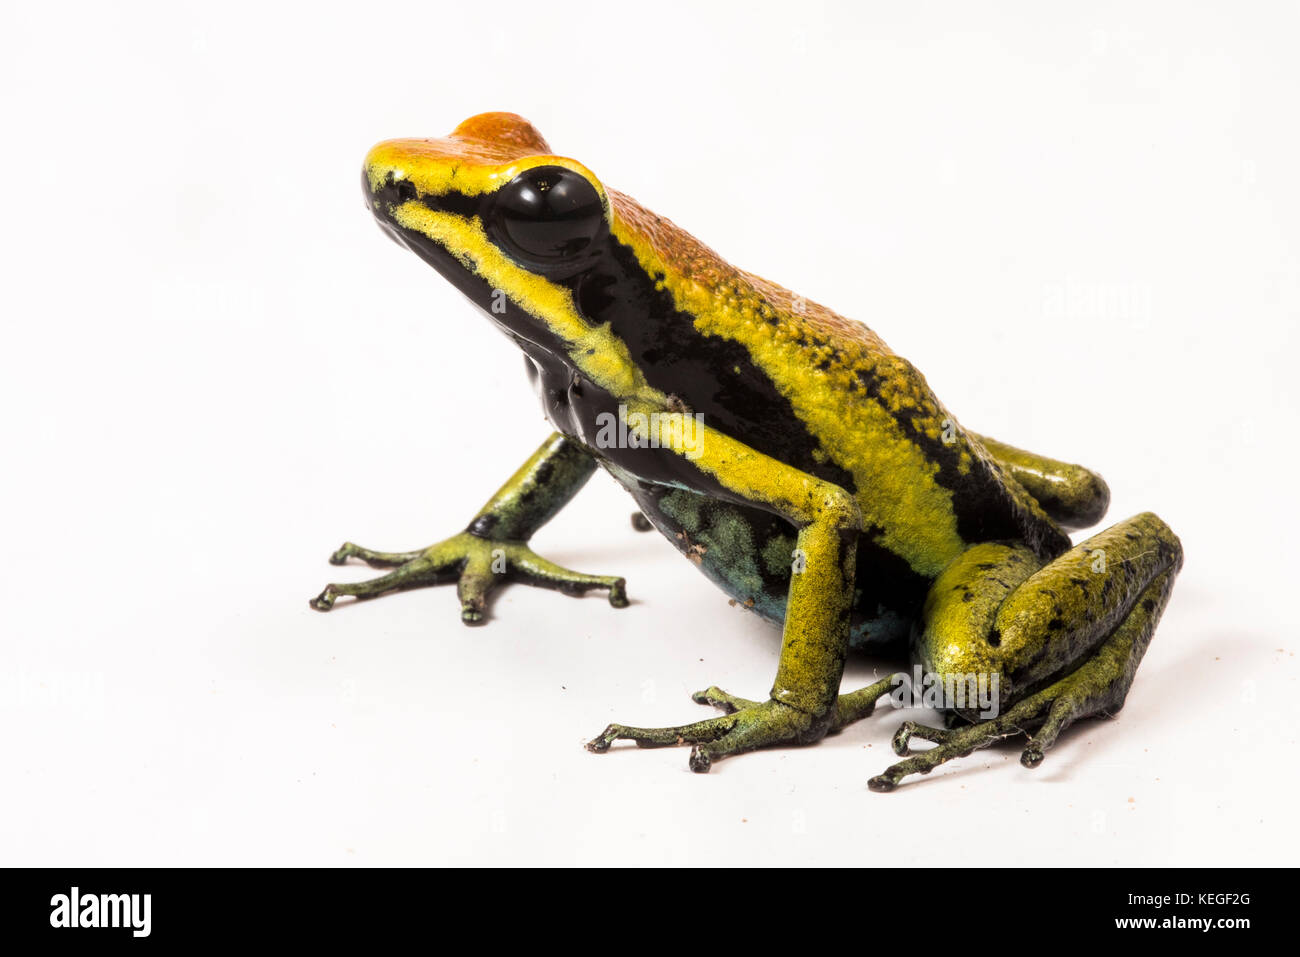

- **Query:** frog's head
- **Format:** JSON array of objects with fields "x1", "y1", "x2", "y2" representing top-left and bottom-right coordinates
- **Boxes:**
[{"x1": 364, "y1": 112, "x2": 649, "y2": 399}]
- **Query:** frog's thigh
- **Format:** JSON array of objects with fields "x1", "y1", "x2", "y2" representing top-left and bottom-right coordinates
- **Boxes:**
[
  {"x1": 869, "y1": 512, "x2": 1183, "y2": 791},
  {"x1": 974, "y1": 434, "x2": 1111, "y2": 530}
]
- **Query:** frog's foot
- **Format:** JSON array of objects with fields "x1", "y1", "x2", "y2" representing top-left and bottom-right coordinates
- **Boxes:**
[
  {"x1": 867, "y1": 677, "x2": 1093, "y2": 792},
  {"x1": 586, "y1": 692, "x2": 825, "y2": 772},
  {"x1": 693, "y1": 674, "x2": 897, "y2": 726},
  {"x1": 311, "y1": 532, "x2": 627, "y2": 625},
  {"x1": 588, "y1": 675, "x2": 899, "y2": 771},
  {"x1": 867, "y1": 572, "x2": 1175, "y2": 791},
  {"x1": 867, "y1": 512, "x2": 1183, "y2": 791}
]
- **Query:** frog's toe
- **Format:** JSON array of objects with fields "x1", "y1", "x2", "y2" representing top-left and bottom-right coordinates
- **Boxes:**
[
  {"x1": 868, "y1": 727, "x2": 987, "y2": 793},
  {"x1": 455, "y1": 555, "x2": 497, "y2": 626},
  {"x1": 328, "y1": 541, "x2": 425, "y2": 569},
  {"x1": 889, "y1": 720, "x2": 956, "y2": 756},
  {"x1": 690, "y1": 686, "x2": 762, "y2": 714},
  {"x1": 309, "y1": 585, "x2": 338, "y2": 611},
  {"x1": 587, "y1": 696, "x2": 819, "y2": 771},
  {"x1": 585, "y1": 712, "x2": 740, "y2": 754},
  {"x1": 309, "y1": 554, "x2": 444, "y2": 613},
  {"x1": 686, "y1": 700, "x2": 820, "y2": 771},
  {"x1": 1018, "y1": 697, "x2": 1079, "y2": 768},
  {"x1": 867, "y1": 680, "x2": 1093, "y2": 790},
  {"x1": 507, "y1": 549, "x2": 629, "y2": 608}
]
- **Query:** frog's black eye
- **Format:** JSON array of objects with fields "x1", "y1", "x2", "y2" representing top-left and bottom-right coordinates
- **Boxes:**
[{"x1": 489, "y1": 165, "x2": 605, "y2": 265}]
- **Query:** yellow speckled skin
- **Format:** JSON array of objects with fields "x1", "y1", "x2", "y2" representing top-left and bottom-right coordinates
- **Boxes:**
[{"x1": 314, "y1": 112, "x2": 1184, "y2": 787}]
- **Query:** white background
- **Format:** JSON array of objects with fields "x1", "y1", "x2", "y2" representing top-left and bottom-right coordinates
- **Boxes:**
[{"x1": 2, "y1": 1, "x2": 1296, "y2": 866}]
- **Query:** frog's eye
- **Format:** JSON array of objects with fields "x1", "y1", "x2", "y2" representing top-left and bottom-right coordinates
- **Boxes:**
[{"x1": 489, "y1": 165, "x2": 604, "y2": 266}]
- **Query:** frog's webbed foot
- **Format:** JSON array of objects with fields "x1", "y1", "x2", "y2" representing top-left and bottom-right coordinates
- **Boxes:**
[{"x1": 311, "y1": 532, "x2": 627, "y2": 625}]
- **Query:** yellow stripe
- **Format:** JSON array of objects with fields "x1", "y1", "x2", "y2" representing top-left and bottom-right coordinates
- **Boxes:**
[
  {"x1": 609, "y1": 216, "x2": 967, "y2": 576},
  {"x1": 392, "y1": 203, "x2": 650, "y2": 401}
]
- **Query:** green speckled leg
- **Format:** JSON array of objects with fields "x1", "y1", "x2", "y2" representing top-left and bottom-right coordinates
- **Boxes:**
[
  {"x1": 590, "y1": 478, "x2": 915, "y2": 769},
  {"x1": 588, "y1": 481, "x2": 898, "y2": 771},
  {"x1": 311, "y1": 433, "x2": 628, "y2": 625},
  {"x1": 868, "y1": 512, "x2": 1183, "y2": 791}
]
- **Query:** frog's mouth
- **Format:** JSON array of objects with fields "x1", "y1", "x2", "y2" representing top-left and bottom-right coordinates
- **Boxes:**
[
  {"x1": 364, "y1": 169, "x2": 493, "y2": 305},
  {"x1": 367, "y1": 192, "x2": 578, "y2": 370}
]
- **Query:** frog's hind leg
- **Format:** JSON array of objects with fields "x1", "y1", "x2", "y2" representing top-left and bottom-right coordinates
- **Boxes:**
[
  {"x1": 870, "y1": 577, "x2": 1174, "y2": 790},
  {"x1": 868, "y1": 512, "x2": 1182, "y2": 791},
  {"x1": 974, "y1": 434, "x2": 1111, "y2": 530}
]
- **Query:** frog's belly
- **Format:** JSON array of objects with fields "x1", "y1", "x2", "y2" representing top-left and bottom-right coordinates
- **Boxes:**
[
  {"x1": 609, "y1": 470, "x2": 923, "y2": 652},
  {"x1": 524, "y1": 352, "x2": 928, "y2": 648}
]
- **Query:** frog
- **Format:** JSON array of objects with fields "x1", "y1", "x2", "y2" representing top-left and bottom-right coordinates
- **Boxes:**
[{"x1": 311, "y1": 112, "x2": 1183, "y2": 790}]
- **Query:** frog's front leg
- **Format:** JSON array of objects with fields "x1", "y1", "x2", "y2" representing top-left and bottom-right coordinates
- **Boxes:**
[
  {"x1": 588, "y1": 675, "x2": 898, "y2": 772},
  {"x1": 587, "y1": 426, "x2": 889, "y2": 771},
  {"x1": 310, "y1": 432, "x2": 627, "y2": 624},
  {"x1": 868, "y1": 512, "x2": 1183, "y2": 791}
]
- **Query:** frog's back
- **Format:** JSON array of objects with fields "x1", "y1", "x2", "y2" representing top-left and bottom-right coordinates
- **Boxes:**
[{"x1": 606, "y1": 190, "x2": 1070, "y2": 591}]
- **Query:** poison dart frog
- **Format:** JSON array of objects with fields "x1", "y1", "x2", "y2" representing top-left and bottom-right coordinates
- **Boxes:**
[{"x1": 311, "y1": 112, "x2": 1183, "y2": 790}]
